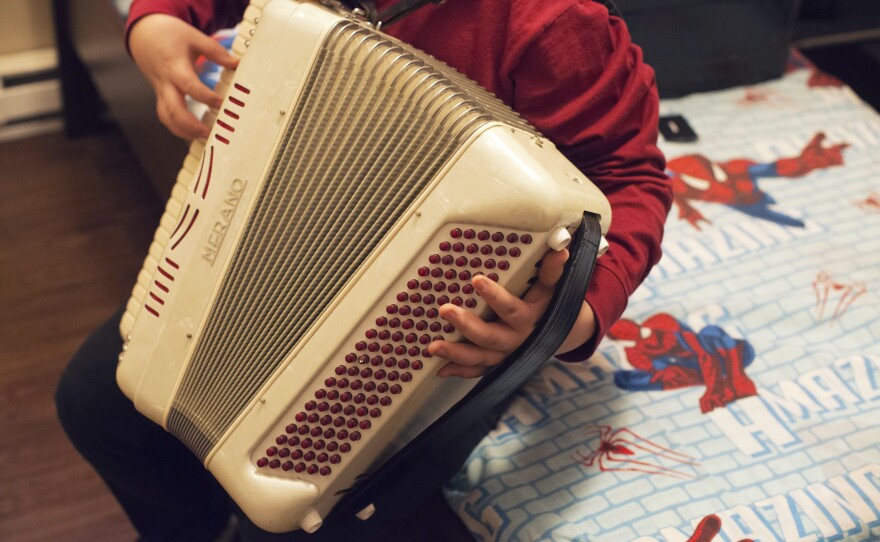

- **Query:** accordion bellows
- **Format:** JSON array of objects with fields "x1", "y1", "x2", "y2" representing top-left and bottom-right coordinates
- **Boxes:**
[{"x1": 117, "y1": 0, "x2": 611, "y2": 533}]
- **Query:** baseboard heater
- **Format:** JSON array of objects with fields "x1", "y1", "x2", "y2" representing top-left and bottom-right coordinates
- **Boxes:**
[{"x1": 0, "y1": 48, "x2": 62, "y2": 141}]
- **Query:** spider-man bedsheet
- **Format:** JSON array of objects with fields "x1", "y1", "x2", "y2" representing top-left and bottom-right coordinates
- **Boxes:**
[{"x1": 445, "y1": 54, "x2": 880, "y2": 542}]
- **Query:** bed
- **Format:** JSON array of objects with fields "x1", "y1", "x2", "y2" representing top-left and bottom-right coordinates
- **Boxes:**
[{"x1": 444, "y1": 54, "x2": 880, "y2": 541}]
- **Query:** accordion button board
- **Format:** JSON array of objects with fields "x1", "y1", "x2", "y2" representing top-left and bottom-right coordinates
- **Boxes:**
[
  {"x1": 251, "y1": 224, "x2": 541, "y2": 481},
  {"x1": 117, "y1": 0, "x2": 610, "y2": 533}
]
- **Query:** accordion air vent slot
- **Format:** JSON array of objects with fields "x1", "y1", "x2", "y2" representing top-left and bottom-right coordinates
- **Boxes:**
[{"x1": 165, "y1": 21, "x2": 533, "y2": 460}]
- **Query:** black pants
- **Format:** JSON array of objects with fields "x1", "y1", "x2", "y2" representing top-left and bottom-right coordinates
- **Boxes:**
[{"x1": 55, "y1": 308, "x2": 497, "y2": 541}]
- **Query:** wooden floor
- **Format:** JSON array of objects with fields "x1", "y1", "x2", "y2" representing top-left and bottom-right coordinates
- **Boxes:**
[
  {"x1": 0, "y1": 129, "x2": 161, "y2": 541},
  {"x1": 0, "y1": 128, "x2": 475, "y2": 542}
]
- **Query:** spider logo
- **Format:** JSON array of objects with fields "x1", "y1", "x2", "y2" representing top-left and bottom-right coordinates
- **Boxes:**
[
  {"x1": 736, "y1": 87, "x2": 789, "y2": 107},
  {"x1": 813, "y1": 270, "x2": 867, "y2": 324},
  {"x1": 856, "y1": 191, "x2": 880, "y2": 214},
  {"x1": 571, "y1": 425, "x2": 700, "y2": 479}
]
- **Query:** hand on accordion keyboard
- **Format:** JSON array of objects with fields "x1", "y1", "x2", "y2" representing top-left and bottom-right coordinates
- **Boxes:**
[
  {"x1": 129, "y1": 14, "x2": 239, "y2": 140},
  {"x1": 429, "y1": 248, "x2": 597, "y2": 378}
]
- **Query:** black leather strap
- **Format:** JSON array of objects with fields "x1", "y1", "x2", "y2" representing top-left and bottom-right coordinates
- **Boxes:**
[
  {"x1": 333, "y1": 212, "x2": 603, "y2": 519},
  {"x1": 378, "y1": 0, "x2": 443, "y2": 25},
  {"x1": 598, "y1": 0, "x2": 623, "y2": 19},
  {"x1": 355, "y1": 0, "x2": 443, "y2": 26},
  {"x1": 363, "y1": 0, "x2": 623, "y2": 25}
]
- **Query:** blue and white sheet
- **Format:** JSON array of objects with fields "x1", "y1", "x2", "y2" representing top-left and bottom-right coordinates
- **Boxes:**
[{"x1": 446, "y1": 55, "x2": 880, "y2": 542}]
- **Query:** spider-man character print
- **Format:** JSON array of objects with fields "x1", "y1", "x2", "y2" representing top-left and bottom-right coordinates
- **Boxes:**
[
  {"x1": 667, "y1": 132, "x2": 849, "y2": 229},
  {"x1": 608, "y1": 313, "x2": 757, "y2": 414}
]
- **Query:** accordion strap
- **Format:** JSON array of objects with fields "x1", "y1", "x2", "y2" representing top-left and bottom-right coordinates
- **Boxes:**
[
  {"x1": 358, "y1": 0, "x2": 623, "y2": 26},
  {"x1": 335, "y1": 211, "x2": 603, "y2": 520},
  {"x1": 379, "y1": 0, "x2": 443, "y2": 25},
  {"x1": 356, "y1": 0, "x2": 443, "y2": 27},
  {"x1": 359, "y1": 0, "x2": 622, "y2": 26}
]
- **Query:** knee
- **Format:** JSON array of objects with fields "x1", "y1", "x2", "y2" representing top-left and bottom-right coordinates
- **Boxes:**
[
  {"x1": 55, "y1": 351, "x2": 112, "y2": 451},
  {"x1": 55, "y1": 312, "x2": 128, "y2": 453}
]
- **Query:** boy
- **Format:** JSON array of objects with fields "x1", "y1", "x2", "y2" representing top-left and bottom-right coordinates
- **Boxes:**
[{"x1": 57, "y1": 0, "x2": 671, "y2": 539}]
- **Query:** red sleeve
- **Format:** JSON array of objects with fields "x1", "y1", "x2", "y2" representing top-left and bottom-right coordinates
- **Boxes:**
[
  {"x1": 126, "y1": 0, "x2": 248, "y2": 43},
  {"x1": 509, "y1": 2, "x2": 672, "y2": 361}
]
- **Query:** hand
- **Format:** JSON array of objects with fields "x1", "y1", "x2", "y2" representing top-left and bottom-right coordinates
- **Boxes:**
[
  {"x1": 428, "y1": 249, "x2": 597, "y2": 378},
  {"x1": 675, "y1": 196, "x2": 711, "y2": 230},
  {"x1": 798, "y1": 132, "x2": 849, "y2": 171},
  {"x1": 129, "y1": 14, "x2": 239, "y2": 139}
]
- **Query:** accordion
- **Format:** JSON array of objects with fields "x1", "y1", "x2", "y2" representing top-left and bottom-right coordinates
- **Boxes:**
[{"x1": 117, "y1": 0, "x2": 611, "y2": 533}]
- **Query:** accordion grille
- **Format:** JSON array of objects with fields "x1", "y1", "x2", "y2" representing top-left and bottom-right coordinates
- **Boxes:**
[{"x1": 165, "y1": 21, "x2": 532, "y2": 460}]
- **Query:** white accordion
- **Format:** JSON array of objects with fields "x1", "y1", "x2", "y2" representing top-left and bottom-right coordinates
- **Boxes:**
[{"x1": 118, "y1": 0, "x2": 611, "y2": 533}]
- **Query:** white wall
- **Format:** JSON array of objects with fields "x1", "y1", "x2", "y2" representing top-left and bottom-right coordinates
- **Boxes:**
[{"x1": 0, "y1": 0, "x2": 55, "y2": 55}]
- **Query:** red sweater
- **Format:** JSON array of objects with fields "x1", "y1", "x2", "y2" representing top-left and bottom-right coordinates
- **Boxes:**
[{"x1": 127, "y1": 0, "x2": 672, "y2": 360}]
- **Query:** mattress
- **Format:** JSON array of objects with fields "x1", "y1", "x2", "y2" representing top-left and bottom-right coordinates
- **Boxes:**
[{"x1": 445, "y1": 52, "x2": 880, "y2": 542}]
